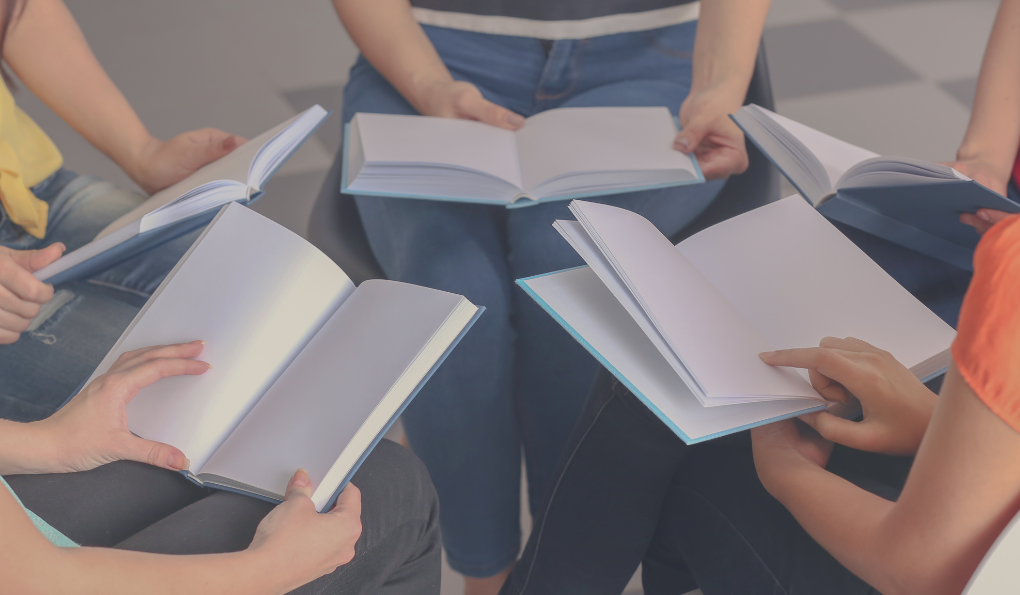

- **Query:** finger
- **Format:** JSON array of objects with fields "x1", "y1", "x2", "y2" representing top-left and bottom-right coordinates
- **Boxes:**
[
  {"x1": 7, "y1": 243, "x2": 65, "y2": 273},
  {"x1": 0, "y1": 283, "x2": 41, "y2": 319},
  {"x1": 808, "y1": 368, "x2": 848, "y2": 402},
  {"x1": 977, "y1": 209, "x2": 1012, "y2": 224},
  {"x1": 191, "y1": 129, "x2": 245, "y2": 167},
  {"x1": 109, "y1": 341, "x2": 206, "y2": 374},
  {"x1": 0, "y1": 308, "x2": 32, "y2": 335},
  {"x1": 106, "y1": 357, "x2": 211, "y2": 400},
  {"x1": 760, "y1": 347, "x2": 863, "y2": 386},
  {"x1": 819, "y1": 336, "x2": 884, "y2": 355},
  {"x1": 121, "y1": 437, "x2": 190, "y2": 471},
  {"x1": 799, "y1": 411, "x2": 878, "y2": 451},
  {"x1": 330, "y1": 483, "x2": 362, "y2": 517},
  {"x1": 0, "y1": 327, "x2": 20, "y2": 344},
  {"x1": 285, "y1": 469, "x2": 314, "y2": 501},
  {"x1": 673, "y1": 116, "x2": 710, "y2": 155},
  {"x1": 960, "y1": 213, "x2": 992, "y2": 234},
  {"x1": 695, "y1": 145, "x2": 749, "y2": 179},
  {"x1": 0, "y1": 255, "x2": 54, "y2": 303},
  {"x1": 458, "y1": 95, "x2": 524, "y2": 130}
]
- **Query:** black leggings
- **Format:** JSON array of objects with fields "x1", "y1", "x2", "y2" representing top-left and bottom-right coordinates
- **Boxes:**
[{"x1": 5, "y1": 439, "x2": 441, "y2": 595}]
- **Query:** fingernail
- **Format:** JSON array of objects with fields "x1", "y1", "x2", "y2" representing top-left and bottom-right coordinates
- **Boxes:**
[
  {"x1": 293, "y1": 469, "x2": 310, "y2": 486},
  {"x1": 205, "y1": 362, "x2": 213, "y2": 369},
  {"x1": 675, "y1": 137, "x2": 691, "y2": 150},
  {"x1": 190, "y1": 340, "x2": 206, "y2": 344},
  {"x1": 168, "y1": 453, "x2": 190, "y2": 470},
  {"x1": 979, "y1": 211, "x2": 991, "y2": 221},
  {"x1": 222, "y1": 136, "x2": 237, "y2": 151},
  {"x1": 507, "y1": 113, "x2": 525, "y2": 127},
  {"x1": 759, "y1": 351, "x2": 776, "y2": 360}
]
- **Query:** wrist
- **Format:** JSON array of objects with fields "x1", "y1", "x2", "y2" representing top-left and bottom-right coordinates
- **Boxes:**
[
  {"x1": 119, "y1": 132, "x2": 162, "y2": 190},
  {"x1": 0, "y1": 419, "x2": 65, "y2": 475},
  {"x1": 404, "y1": 71, "x2": 455, "y2": 115},
  {"x1": 757, "y1": 455, "x2": 824, "y2": 503}
]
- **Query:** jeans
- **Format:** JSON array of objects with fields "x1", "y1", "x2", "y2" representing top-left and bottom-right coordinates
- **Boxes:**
[
  {"x1": 340, "y1": 22, "x2": 724, "y2": 576},
  {"x1": 501, "y1": 370, "x2": 910, "y2": 595},
  {"x1": 5, "y1": 440, "x2": 441, "y2": 595},
  {"x1": 0, "y1": 169, "x2": 198, "y2": 421}
]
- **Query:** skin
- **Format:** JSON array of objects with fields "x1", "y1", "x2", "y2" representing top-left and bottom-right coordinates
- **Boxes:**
[
  {"x1": 755, "y1": 339, "x2": 1020, "y2": 595},
  {"x1": 0, "y1": 0, "x2": 245, "y2": 344},
  {"x1": 0, "y1": 342, "x2": 364, "y2": 595},
  {"x1": 330, "y1": 1, "x2": 771, "y2": 591},
  {"x1": 946, "y1": 0, "x2": 1020, "y2": 234}
]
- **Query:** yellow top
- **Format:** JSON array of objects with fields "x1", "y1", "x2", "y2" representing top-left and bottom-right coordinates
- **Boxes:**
[{"x1": 0, "y1": 79, "x2": 63, "y2": 238}]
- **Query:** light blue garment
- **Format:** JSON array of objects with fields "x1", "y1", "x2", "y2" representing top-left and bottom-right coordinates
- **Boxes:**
[
  {"x1": 341, "y1": 21, "x2": 724, "y2": 576},
  {"x1": 0, "y1": 169, "x2": 200, "y2": 422},
  {"x1": 1, "y1": 476, "x2": 77, "y2": 547}
]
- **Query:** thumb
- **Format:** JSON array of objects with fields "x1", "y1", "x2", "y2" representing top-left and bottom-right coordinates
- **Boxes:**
[
  {"x1": 199, "y1": 130, "x2": 245, "y2": 165},
  {"x1": 461, "y1": 96, "x2": 524, "y2": 130},
  {"x1": 9, "y1": 243, "x2": 65, "y2": 273},
  {"x1": 674, "y1": 116, "x2": 710, "y2": 154},
  {"x1": 123, "y1": 437, "x2": 191, "y2": 471},
  {"x1": 799, "y1": 411, "x2": 872, "y2": 450},
  {"x1": 285, "y1": 468, "x2": 314, "y2": 501}
]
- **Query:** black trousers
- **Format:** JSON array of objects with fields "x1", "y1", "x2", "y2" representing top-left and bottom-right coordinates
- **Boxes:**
[
  {"x1": 502, "y1": 370, "x2": 912, "y2": 595},
  {"x1": 5, "y1": 439, "x2": 441, "y2": 595}
]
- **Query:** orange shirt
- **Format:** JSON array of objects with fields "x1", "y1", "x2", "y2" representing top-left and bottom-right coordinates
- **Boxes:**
[{"x1": 952, "y1": 214, "x2": 1020, "y2": 433}]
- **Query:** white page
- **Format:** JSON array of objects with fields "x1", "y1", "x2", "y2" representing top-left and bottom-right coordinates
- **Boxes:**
[
  {"x1": 571, "y1": 200, "x2": 819, "y2": 401},
  {"x1": 677, "y1": 196, "x2": 956, "y2": 372},
  {"x1": 199, "y1": 280, "x2": 468, "y2": 506},
  {"x1": 522, "y1": 267, "x2": 822, "y2": 441},
  {"x1": 96, "y1": 112, "x2": 305, "y2": 239},
  {"x1": 764, "y1": 110, "x2": 878, "y2": 195},
  {"x1": 515, "y1": 107, "x2": 696, "y2": 193},
  {"x1": 354, "y1": 113, "x2": 523, "y2": 188},
  {"x1": 87, "y1": 204, "x2": 355, "y2": 470}
]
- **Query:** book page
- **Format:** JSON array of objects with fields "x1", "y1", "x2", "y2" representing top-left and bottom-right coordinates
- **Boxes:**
[
  {"x1": 520, "y1": 268, "x2": 822, "y2": 442},
  {"x1": 86, "y1": 203, "x2": 355, "y2": 471},
  {"x1": 199, "y1": 280, "x2": 469, "y2": 507},
  {"x1": 570, "y1": 200, "x2": 819, "y2": 401},
  {"x1": 677, "y1": 196, "x2": 956, "y2": 374},
  {"x1": 95, "y1": 113, "x2": 304, "y2": 240},
  {"x1": 515, "y1": 107, "x2": 696, "y2": 193},
  {"x1": 354, "y1": 113, "x2": 523, "y2": 188}
]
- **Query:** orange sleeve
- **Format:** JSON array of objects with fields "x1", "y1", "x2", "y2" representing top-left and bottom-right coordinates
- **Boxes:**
[{"x1": 952, "y1": 214, "x2": 1020, "y2": 434}]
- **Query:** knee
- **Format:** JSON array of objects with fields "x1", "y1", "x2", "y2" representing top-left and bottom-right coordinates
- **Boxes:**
[{"x1": 355, "y1": 439, "x2": 439, "y2": 527}]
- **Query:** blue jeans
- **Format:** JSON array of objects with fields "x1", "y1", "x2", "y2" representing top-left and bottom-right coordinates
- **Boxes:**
[
  {"x1": 501, "y1": 370, "x2": 907, "y2": 594},
  {"x1": 342, "y1": 22, "x2": 723, "y2": 576},
  {"x1": 0, "y1": 169, "x2": 198, "y2": 422}
]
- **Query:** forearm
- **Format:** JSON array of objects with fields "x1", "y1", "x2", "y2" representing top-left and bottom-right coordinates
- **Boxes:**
[
  {"x1": 690, "y1": 0, "x2": 771, "y2": 105},
  {"x1": 0, "y1": 419, "x2": 61, "y2": 475},
  {"x1": 3, "y1": 0, "x2": 153, "y2": 181},
  {"x1": 957, "y1": 0, "x2": 1020, "y2": 173},
  {"x1": 332, "y1": 0, "x2": 451, "y2": 113}
]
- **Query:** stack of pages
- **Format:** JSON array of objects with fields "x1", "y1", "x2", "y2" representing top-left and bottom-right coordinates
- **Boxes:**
[
  {"x1": 732, "y1": 104, "x2": 1020, "y2": 270},
  {"x1": 342, "y1": 107, "x2": 704, "y2": 207},
  {"x1": 36, "y1": 105, "x2": 330, "y2": 284},
  {"x1": 85, "y1": 202, "x2": 481, "y2": 511},
  {"x1": 520, "y1": 197, "x2": 956, "y2": 443}
]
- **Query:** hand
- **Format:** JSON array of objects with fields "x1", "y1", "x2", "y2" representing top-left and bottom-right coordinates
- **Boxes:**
[
  {"x1": 675, "y1": 85, "x2": 749, "y2": 180},
  {"x1": 32, "y1": 342, "x2": 211, "y2": 474},
  {"x1": 942, "y1": 158, "x2": 1014, "y2": 235},
  {"x1": 129, "y1": 129, "x2": 246, "y2": 194},
  {"x1": 0, "y1": 244, "x2": 65, "y2": 344},
  {"x1": 759, "y1": 337, "x2": 936, "y2": 456},
  {"x1": 249, "y1": 470, "x2": 363, "y2": 592},
  {"x1": 960, "y1": 208, "x2": 1013, "y2": 236},
  {"x1": 752, "y1": 418, "x2": 834, "y2": 497},
  {"x1": 415, "y1": 79, "x2": 524, "y2": 130}
]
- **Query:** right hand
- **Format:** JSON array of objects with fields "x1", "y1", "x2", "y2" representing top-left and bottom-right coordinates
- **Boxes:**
[
  {"x1": 759, "y1": 336, "x2": 937, "y2": 456},
  {"x1": 249, "y1": 470, "x2": 363, "y2": 592},
  {"x1": 943, "y1": 157, "x2": 1014, "y2": 235},
  {"x1": 0, "y1": 243, "x2": 65, "y2": 344},
  {"x1": 415, "y1": 79, "x2": 524, "y2": 130}
]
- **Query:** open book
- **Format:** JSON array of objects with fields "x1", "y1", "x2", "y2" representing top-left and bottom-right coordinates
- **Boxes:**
[
  {"x1": 341, "y1": 107, "x2": 704, "y2": 207},
  {"x1": 35, "y1": 105, "x2": 330, "y2": 285},
  {"x1": 732, "y1": 104, "x2": 1020, "y2": 270},
  {"x1": 84, "y1": 202, "x2": 481, "y2": 510},
  {"x1": 519, "y1": 197, "x2": 955, "y2": 443}
]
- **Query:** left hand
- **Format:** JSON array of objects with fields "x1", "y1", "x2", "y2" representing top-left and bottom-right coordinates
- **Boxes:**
[
  {"x1": 129, "y1": 129, "x2": 246, "y2": 194},
  {"x1": 752, "y1": 418, "x2": 833, "y2": 496},
  {"x1": 674, "y1": 85, "x2": 749, "y2": 180},
  {"x1": 960, "y1": 208, "x2": 1013, "y2": 236},
  {"x1": 31, "y1": 341, "x2": 211, "y2": 474}
]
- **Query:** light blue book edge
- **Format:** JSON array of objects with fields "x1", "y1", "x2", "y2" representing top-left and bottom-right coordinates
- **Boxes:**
[
  {"x1": 189, "y1": 306, "x2": 485, "y2": 512},
  {"x1": 340, "y1": 122, "x2": 705, "y2": 208},
  {"x1": 516, "y1": 269, "x2": 826, "y2": 444},
  {"x1": 45, "y1": 110, "x2": 333, "y2": 286}
]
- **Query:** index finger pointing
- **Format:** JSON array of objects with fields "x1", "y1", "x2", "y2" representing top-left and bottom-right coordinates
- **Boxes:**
[{"x1": 759, "y1": 347, "x2": 862, "y2": 387}]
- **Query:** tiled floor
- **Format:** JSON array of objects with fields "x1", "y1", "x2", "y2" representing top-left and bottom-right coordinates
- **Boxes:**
[{"x1": 15, "y1": 1, "x2": 997, "y2": 593}]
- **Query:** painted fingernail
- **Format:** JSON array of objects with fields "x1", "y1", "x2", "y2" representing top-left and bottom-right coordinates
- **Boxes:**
[
  {"x1": 979, "y1": 211, "x2": 991, "y2": 221},
  {"x1": 169, "y1": 453, "x2": 190, "y2": 470},
  {"x1": 507, "y1": 113, "x2": 525, "y2": 127},
  {"x1": 759, "y1": 351, "x2": 776, "y2": 360}
]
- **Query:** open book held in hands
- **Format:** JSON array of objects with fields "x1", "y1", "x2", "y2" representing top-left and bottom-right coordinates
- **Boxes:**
[
  {"x1": 519, "y1": 197, "x2": 955, "y2": 443},
  {"x1": 732, "y1": 104, "x2": 1020, "y2": 270},
  {"x1": 35, "y1": 105, "x2": 330, "y2": 285},
  {"x1": 84, "y1": 202, "x2": 481, "y2": 511},
  {"x1": 341, "y1": 107, "x2": 704, "y2": 207}
]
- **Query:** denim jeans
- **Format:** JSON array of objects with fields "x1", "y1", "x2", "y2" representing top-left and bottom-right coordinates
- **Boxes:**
[
  {"x1": 6, "y1": 440, "x2": 441, "y2": 595},
  {"x1": 0, "y1": 169, "x2": 199, "y2": 421},
  {"x1": 501, "y1": 370, "x2": 908, "y2": 595},
  {"x1": 341, "y1": 22, "x2": 725, "y2": 576}
]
